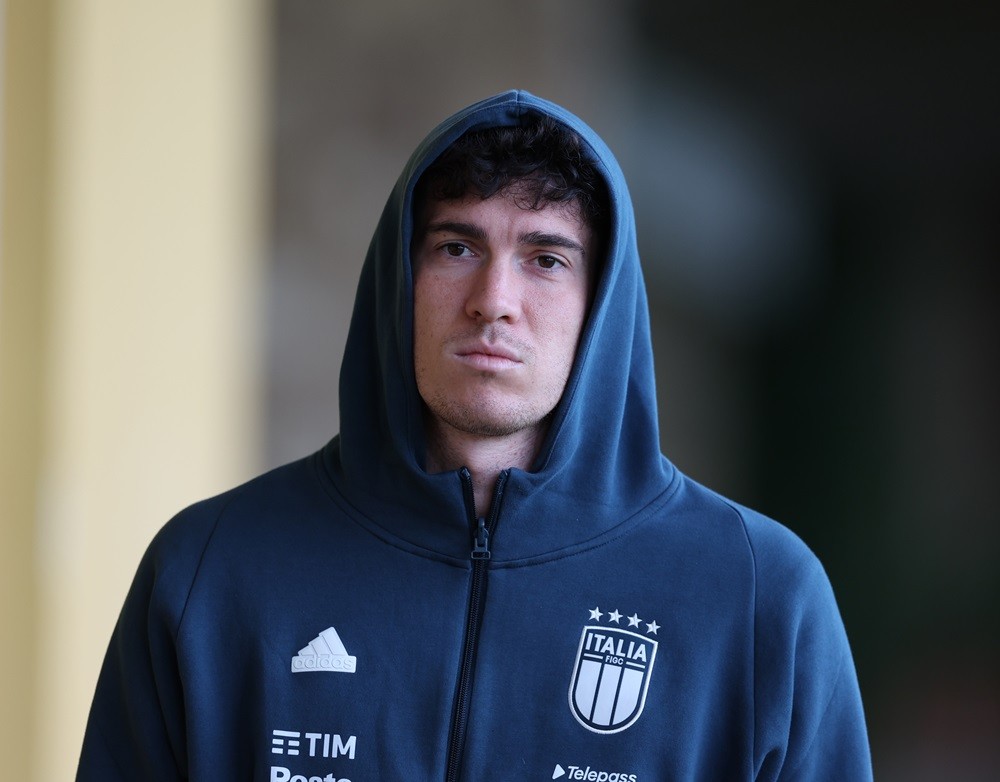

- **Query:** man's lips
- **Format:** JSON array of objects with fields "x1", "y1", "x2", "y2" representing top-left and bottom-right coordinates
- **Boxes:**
[{"x1": 453, "y1": 341, "x2": 522, "y2": 370}]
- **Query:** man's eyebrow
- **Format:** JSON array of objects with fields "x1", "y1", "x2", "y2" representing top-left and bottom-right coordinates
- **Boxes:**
[
  {"x1": 520, "y1": 231, "x2": 587, "y2": 257},
  {"x1": 421, "y1": 222, "x2": 587, "y2": 257},
  {"x1": 422, "y1": 221, "x2": 487, "y2": 243}
]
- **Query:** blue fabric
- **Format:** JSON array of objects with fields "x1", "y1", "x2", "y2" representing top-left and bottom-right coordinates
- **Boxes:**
[{"x1": 77, "y1": 91, "x2": 872, "y2": 781}]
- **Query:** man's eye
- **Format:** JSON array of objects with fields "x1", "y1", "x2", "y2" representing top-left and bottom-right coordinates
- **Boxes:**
[
  {"x1": 443, "y1": 242, "x2": 469, "y2": 257},
  {"x1": 537, "y1": 255, "x2": 562, "y2": 269}
]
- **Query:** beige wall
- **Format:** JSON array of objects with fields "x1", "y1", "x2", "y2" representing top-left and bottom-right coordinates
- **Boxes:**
[{"x1": 0, "y1": 1, "x2": 267, "y2": 778}]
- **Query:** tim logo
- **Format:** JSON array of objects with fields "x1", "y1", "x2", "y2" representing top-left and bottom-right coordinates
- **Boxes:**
[{"x1": 569, "y1": 611, "x2": 658, "y2": 734}]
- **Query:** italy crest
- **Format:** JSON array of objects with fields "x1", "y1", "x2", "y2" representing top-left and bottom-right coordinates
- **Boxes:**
[{"x1": 568, "y1": 607, "x2": 659, "y2": 734}]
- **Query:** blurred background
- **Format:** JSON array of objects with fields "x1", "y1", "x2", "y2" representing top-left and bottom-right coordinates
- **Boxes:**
[{"x1": 2, "y1": 1, "x2": 997, "y2": 779}]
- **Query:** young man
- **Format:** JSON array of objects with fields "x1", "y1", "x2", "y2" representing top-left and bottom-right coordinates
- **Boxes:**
[
  {"x1": 78, "y1": 91, "x2": 872, "y2": 781},
  {"x1": 411, "y1": 115, "x2": 602, "y2": 519}
]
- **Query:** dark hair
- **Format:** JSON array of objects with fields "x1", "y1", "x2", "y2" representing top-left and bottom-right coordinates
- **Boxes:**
[{"x1": 414, "y1": 115, "x2": 608, "y2": 238}]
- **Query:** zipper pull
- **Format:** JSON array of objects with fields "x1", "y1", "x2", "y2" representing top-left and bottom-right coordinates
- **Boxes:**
[{"x1": 472, "y1": 516, "x2": 491, "y2": 560}]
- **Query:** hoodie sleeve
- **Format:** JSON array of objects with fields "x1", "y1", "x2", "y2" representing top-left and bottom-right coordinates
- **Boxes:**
[
  {"x1": 742, "y1": 510, "x2": 873, "y2": 782},
  {"x1": 76, "y1": 502, "x2": 222, "y2": 782}
]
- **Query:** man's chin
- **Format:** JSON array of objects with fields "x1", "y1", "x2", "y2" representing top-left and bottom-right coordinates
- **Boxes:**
[
  {"x1": 429, "y1": 400, "x2": 543, "y2": 440},
  {"x1": 443, "y1": 413, "x2": 533, "y2": 439}
]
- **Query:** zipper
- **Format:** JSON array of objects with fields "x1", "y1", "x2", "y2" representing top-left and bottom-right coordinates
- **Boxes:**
[{"x1": 445, "y1": 468, "x2": 509, "y2": 782}]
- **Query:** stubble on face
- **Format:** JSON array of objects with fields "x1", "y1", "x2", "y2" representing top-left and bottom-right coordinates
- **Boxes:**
[{"x1": 416, "y1": 322, "x2": 572, "y2": 440}]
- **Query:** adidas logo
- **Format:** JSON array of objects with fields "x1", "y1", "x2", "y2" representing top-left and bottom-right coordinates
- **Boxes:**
[{"x1": 291, "y1": 626, "x2": 357, "y2": 674}]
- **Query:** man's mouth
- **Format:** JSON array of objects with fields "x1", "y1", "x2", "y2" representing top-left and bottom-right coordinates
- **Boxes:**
[{"x1": 454, "y1": 341, "x2": 522, "y2": 370}]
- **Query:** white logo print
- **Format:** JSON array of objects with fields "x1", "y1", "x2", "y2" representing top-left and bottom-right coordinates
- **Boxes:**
[
  {"x1": 271, "y1": 730, "x2": 301, "y2": 755},
  {"x1": 552, "y1": 764, "x2": 637, "y2": 782},
  {"x1": 269, "y1": 728, "x2": 356, "y2": 782},
  {"x1": 291, "y1": 626, "x2": 357, "y2": 673},
  {"x1": 270, "y1": 729, "x2": 356, "y2": 759},
  {"x1": 568, "y1": 606, "x2": 659, "y2": 734}
]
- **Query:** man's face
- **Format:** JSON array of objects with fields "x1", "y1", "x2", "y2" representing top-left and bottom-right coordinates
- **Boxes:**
[{"x1": 412, "y1": 192, "x2": 594, "y2": 443}]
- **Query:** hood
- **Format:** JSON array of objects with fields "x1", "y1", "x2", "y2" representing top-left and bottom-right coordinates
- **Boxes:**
[{"x1": 324, "y1": 90, "x2": 676, "y2": 563}]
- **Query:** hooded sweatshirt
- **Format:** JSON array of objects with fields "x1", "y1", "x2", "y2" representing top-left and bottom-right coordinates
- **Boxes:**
[{"x1": 77, "y1": 90, "x2": 872, "y2": 782}]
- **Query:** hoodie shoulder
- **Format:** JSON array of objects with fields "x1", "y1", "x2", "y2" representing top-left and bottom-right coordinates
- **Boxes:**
[
  {"x1": 140, "y1": 455, "x2": 319, "y2": 629},
  {"x1": 721, "y1": 501, "x2": 872, "y2": 781}
]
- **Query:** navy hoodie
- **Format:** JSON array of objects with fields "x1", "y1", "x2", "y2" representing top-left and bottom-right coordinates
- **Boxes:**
[{"x1": 77, "y1": 91, "x2": 872, "y2": 781}]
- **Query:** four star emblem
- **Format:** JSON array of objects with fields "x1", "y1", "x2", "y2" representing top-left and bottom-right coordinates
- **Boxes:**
[{"x1": 587, "y1": 607, "x2": 659, "y2": 635}]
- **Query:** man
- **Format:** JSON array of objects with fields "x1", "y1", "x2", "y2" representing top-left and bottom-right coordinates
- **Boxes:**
[{"x1": 78, "y1": 91, "x2": 872, "y2": 781}]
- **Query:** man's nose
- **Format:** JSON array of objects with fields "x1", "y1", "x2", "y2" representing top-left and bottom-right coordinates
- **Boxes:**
[{"x1": 465, "y1": 259, "x2": 520, "y2": 322}]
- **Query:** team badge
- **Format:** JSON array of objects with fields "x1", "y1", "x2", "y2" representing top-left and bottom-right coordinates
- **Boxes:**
[{"x1": 568, "y1": 606, "x2": 659, "y2": 734}]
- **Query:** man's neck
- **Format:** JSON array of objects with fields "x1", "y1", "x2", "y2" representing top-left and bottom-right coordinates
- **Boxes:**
[{"x1": 423, "y1": 418, "x2": 544, "y2": 519}]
